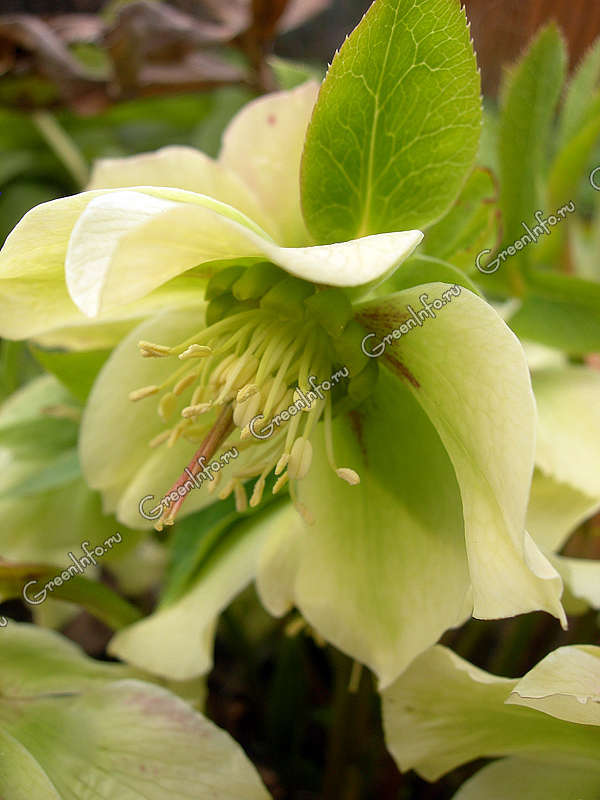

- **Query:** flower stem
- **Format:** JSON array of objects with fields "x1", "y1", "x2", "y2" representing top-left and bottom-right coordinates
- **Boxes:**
[{"x1": 32, "y1": 111, "x2": 89, "y2": 190}]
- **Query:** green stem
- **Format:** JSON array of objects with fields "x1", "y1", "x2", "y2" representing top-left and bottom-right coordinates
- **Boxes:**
[{"x1": 31, "y1": 111, "x2": 89, "y2": 190}]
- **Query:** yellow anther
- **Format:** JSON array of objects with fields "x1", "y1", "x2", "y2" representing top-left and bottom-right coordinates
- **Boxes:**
[
  {"x1": 149, "y1": 429, "x2": 171, "y2": 448},
  {"x1": 296, "y1": 502, "x2": 315, "y2": 525},
  {"x1": 178, "y1": 344, "x2": 212, "y2": 360},
  {"x1": 167, "y1": 424, "x2": 185, "y2": 448},
  {"x1": 236, "y1": 383, "x2": 260, "y2": 404},
  {"x1": 138, "y1": 340, "x2": 171, "y2": 358},
  {"x1": 287, "y1": 437, "x2": 313, "y2": 480},
  {"x1": 218, "y1": 480, "x2": 235, "y2": 500},
  {"x1": 249, "y1": 476, "x2": 265, "y2": 508},
  {"x1": 181, "y1": 403, "x2": 212, "y2": 418},
  {"x1": 158, "y1": 392, "x2": 177, "y2": 422},
  {"x1": 336, "y1": 467, "x2": 361, "y2": 485},
  {"x1": 273, "y1": 473, "x2": 289, "y2": 494},
  {"x1": 240, "y1": 425, "x2": 253, "y2": 440},
  {"x1": 173, "y1": 372, "x2": 199, "y2": 396},
  {"x1": 129, "y1": 385, "x2": 160, "y2": 402},
  {"x1": 275, "y1": 453, "x2": 289, "y2": 475},
  {"x1": 233, "y1": 390, "x2": 262, "y2": 429},
  {"x1": 234, "y1": 482, "x2": 248, "y2": 512}
]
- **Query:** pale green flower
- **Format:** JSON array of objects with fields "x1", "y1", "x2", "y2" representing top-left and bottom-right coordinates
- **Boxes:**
[
  {"x1": 0, "y1": 83, "x2": 566, "y2": 686},
  {"x1": 524, "y1": 344, "x2": 600, "y2": 612},
  {"x1": 382, "y1": 643, "x2": 600, "y2": 799}
]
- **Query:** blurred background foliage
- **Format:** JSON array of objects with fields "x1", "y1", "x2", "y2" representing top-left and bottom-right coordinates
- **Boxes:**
[{"x1": 1, "y1": 1, "x2": 600, "y2": 798}]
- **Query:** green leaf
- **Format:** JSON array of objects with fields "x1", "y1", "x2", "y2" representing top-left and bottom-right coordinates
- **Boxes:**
[
  {"x1": 0, "y1": 559, "x2": 142, "y2": 630},
  {"x1": 300, "y1": 0, "x2": 481, "y2": 242},
  {"x1": 161, "y1": 472, "x2": 284, "y2": 608},
  {"x1": 377, "y1": 254, "x2": 482, "y2": 297},
  {"x1": 422, "y1": 167, "x2": 500, "y2": 270},
  {"x1": 508, "y1": 270, "x2": 600, "y2": 353},
  {"x1": 548, "y1": 98, "x2": 600, "y2": 207},
  {"x1": 0, "y1": 624, "x2": 270, "y2": 800},
  {"x1": 498, "y1": 25, "x2": 566, "y2": 259},
  {"x1": 0, "y1": 448, "x2": 80, "y2": 500},
  {"x1": 30, "y1": 346, "x2": 111, "y2": 403},
  {"x1": 557, "y1": 38, "x2": 600, "y2": 149}
]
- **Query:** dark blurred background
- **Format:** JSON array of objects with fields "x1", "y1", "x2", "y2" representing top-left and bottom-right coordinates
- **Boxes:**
[{"x1": 3, "y1": 0, "x2": 600, "y2": 96}]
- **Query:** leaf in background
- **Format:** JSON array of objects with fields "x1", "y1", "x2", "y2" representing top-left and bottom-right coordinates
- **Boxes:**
[
  {"x1": 422, "y1": 167, "x2": 500, "y2": 271},
  {"x1": 557, "y1": 37, "x2": 600, "y2": 150},
  {"x1": 376, "y1": 254, "x2": 482, "y2": 298},
  {"x1": 0, "y1": 624, "x2": 270, "y2": 800},
  {"x1": 498, "y1": 25, "x2": 566, "y2": 260},
  {"x1": 0, "y1": 448, "x2": 80, "y2": 500},
  {"x1": 0, "y1": 560, "x2": 142, "y2": 630},
  {"x1": 161, "y1": 472, "x2": 283, "y2": 608},
  {"x1": 508, "y1": 271, "x2": 600, "y2": 354},
  {"x1": 548, "y1": 96, "x2": 600, "y2": 208},
  {"x1": 30, "y1": 346, "x2": 111, "y2": 403},
  {"x1": 300, "y1": 0, "x2": 481, "y2": 243}
]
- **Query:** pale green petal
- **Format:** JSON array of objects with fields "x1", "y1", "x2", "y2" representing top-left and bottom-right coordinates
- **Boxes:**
[
  {"x1": 258, "y1": 370, "x2": 472, "y2": 688},
  {"x1": 109, "y1": 505, "x2": 285, "y2": 680},
  {"x1": 507, "y1": 645, "x2": 600, "y2": 725},
  {"x1": 0, "y1": 626, "x2": 269, "y2": 799},
  {"x1": 88, "y1": 144, "x2": 277, "y2": 236},
  {"x1": 381, "y1": 645, "x2": 599, "y2": 782},
  {"x1": 357, "y1": 285, "x2": 565, "y2": 624},
  {"x1": 533, "y1": 365, "x2": 600, "y2": 499},
  {"x1": 66, "y1": 187, "x2": 423, "y2": 317},
  {"x1": 526, "y1": 469, "x2": 600, "y2": 552},
  {"x1": 0, "y1": 190, "x2": 206, "y2": 344},
  {"x1": 549, "y1": 552, "x2": 600, "y2": 611},
  {"x1": 80, "y1": 308, "x2": 206, "y2": 521},
  {"x1": 0, "y1": 191, "x2": 104, "y2": 339},
  {"x1": 220, "y1": 81, "x2": 319, "y2": 247},
  {"x1": 454, "y1": 758, "x2": 600, "y2": 800}
]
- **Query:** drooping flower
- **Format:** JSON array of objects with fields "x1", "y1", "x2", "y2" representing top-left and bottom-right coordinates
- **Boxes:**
[
  {"x1": 0, "y1": 83, "x2": 566, "y2": 685},
  {"x1": 382, "y1": 643, "x2": 600, "y2": 799}
]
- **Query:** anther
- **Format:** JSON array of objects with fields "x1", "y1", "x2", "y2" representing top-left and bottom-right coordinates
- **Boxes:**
[
  {"x1": 181, "y1": 403, "x2": 212, "y2": 418},
  {"x1": 158, "y1": 392, "x2": 177, "y2": 422},
  {"x1": 138, "y1": 340, "x2": 172, "y2": 358},
  {"x1": 336, "y1": 467, "x2": 361, "y2": 485},
  {"x1": 178, "y1": 344, "x2": 212, "y2": 360},
  {"x1": 287, "y1": 437, "x2": 313, "y2": 480},
  {"x1": 129, "y1": 385, "x2": 160, "y2": 401}
]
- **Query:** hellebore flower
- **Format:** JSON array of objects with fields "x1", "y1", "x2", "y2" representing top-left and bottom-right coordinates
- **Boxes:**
[
  {"x1": 382, "y1": 643, "x2": 600, "y2": 799},
  {"x1": 524, "y1": 345, "x2": 600, "y2": 612},
  {"x1": 0, "y1": 83, "x2": 566, "y2": 685}
]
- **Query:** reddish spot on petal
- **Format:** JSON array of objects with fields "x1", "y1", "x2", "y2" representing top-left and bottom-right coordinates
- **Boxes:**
[{"x1": 267, "y1": 114, "x2": 277, "y2": 125}]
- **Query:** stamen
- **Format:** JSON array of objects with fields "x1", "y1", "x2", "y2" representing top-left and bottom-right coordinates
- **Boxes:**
[
  {"x1": 178, "y1": 344, "x2": 212, "y2": 360},
  {"x1": 173, "y1": 372, "x2": 199, "y2": 396},
  {"x1": 287, "y1": 437, "x2": 313, "y2": 480},
  {"x1": 273, "y1": 473, "x2": 289, "y2": 494},
  {"x1": 138, "y1": 340, "x2": 172, "y2": 358},
  {"x1": 181, "y1": 402, "x2": 212, "y2": 418},
  {"x1": 149, "y1": 429, "x2": 171, "y2": 448},
  {"x1": 158, "y1": 392, "x2": 177, "y2": 422},
  {"x1": 275, "y1": 453, "x2": 289, "y2": 475},
  {"x1": 129, "y1": 385, "x2": 160, "y2": 401},
  {"x1": 234, "y1": 481, "x2": 248, "y2": 512},
  {"x1": 336, "y1": 467, "x2": 361, "y2": 485},
  {"x1": 249, "y1": 476, "x2": 266, "y2": 507}
]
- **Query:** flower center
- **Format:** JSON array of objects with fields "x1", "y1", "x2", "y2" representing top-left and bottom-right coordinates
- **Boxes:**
[{"x1": 129, "y1": 264, "x2": 372, "y2": 529}]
